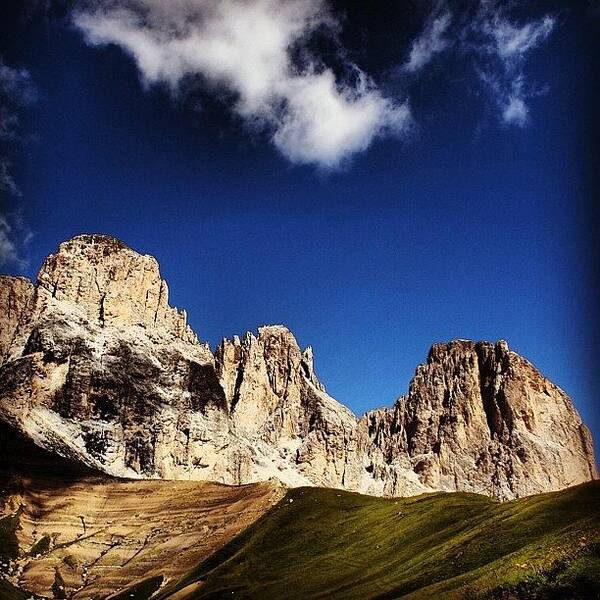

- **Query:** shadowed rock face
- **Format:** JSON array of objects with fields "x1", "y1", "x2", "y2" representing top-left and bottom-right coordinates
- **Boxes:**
[
  {"x1": 0, "y1": 235, "x2": 596, "y2": 499},
  {"x1": 0, "y1": 276, "x2": 34, "y2": 363}
]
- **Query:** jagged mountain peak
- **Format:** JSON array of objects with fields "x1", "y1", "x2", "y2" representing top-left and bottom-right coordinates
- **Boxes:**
[
  {"x1": 34, "y1": 234, "x2": 198, "y2": 344},
  {"x1": 0, "y1": 235, "x2": 595, "y2": 500},
  {"x1": 51, "y1": 232, "x2": 133, "y2": 252},
  {"x1": 426, "y1": 338, "x2": 510, "y2": 362}
]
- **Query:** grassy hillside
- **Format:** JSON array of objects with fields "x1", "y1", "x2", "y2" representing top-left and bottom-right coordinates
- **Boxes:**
[{"x1": 157, "y1": 481, "x2": 600, "y2": 600}]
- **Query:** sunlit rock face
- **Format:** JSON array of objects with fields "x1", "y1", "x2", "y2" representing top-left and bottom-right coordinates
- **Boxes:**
[
  {"x1": 359, "y1": 340, "x2": 597, "y2": 499},
  {"x1": 36, "y1": 234, "x2": 198, "y2": 341},
  {"x1": 0, "y1": 235, "x2": 596, "y2": 499}
]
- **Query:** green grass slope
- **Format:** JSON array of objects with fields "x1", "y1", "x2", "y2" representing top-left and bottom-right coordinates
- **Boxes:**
[{"x1": 157, "y1": 481, "x2": 600, "y2": 600}]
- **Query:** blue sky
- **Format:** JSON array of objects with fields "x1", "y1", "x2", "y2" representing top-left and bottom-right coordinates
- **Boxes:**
[{"x1": 0, "y1": 1, "x2": 598, "y2": 448}]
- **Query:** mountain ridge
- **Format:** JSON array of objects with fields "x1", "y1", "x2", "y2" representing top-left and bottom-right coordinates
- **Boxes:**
[{"x1": 0, "y1": 234, "x2": 595, "y2": 500}]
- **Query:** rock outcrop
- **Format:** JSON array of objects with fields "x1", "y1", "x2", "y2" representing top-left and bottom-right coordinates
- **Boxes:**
[
  {"x1": 0, "y1": 235, "x2": 596, "y2": 499},
  {"x1": 37, "y1": 235, "x2": 198, "y2": 342},
  {"x1": 359, "y1": 340, "x2": 597, "y2": 499},
  {"x1": 0, "y1": 275, "x2": 34, "y2": 362}
]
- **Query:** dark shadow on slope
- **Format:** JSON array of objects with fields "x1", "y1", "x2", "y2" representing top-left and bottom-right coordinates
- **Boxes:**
[{"x1": 0, "y1": 419, "x2": 111, "y2": 522}]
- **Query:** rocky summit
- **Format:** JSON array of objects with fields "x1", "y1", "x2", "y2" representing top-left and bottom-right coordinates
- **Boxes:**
[{"x1": 0, "y1": 235, "x2": 596, "y2": 500}]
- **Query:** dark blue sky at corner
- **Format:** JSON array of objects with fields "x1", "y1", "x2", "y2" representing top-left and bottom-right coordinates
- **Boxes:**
[{"x1": 1, "y1": 1, "x2": 599, "y2": 448}]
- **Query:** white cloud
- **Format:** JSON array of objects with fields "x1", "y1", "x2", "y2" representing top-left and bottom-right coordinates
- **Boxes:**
[
  {"x1": 0, "y1": 61, "x2": 36, "y2": 194},
  {"x1": 402, "y1": 10, "x2": 452, "y2": 73},
  {"x1": 502, "y1": 95, "x2": 528, "y2": 127},
  {"x1": 472, "y1": 4, "x2": 556, "y2": 127},
  {"x1": 0, "y1": 60, "x2": 36, "y2": 269},
  {"x1": 0, "y1": 215, "x2": 19, "y2": 267},
  {"x1": 399, "y1": 2, "x2": 556, "y2": 128},
  {"x1": 73, "y1": 0, "x2": 410, "y2": 169},
  {"x1": 476, "y1": 70, "x2": 531, "y2": 128},
  {"x1": 0, "y1": 63, "x2": 36, "y2": 110},
  {"x1": 0, "y1": 213, "x2": 31, "y2": 269},
  {"x1": 0, "y1": 159, "x2": 20, "y2": 196},
  {"x1": 485, "y1": 14, "x2": 555, "y2": 61},
  {"x1": 273, "y1": 70, "x2": 409, "y2": 168}
]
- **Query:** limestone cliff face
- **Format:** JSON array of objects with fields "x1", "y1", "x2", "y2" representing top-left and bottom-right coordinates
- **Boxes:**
[
  {"x1": 36, "y1": 235, "x2": 198, "y2": 343},
  {"x1": 0, "y1": 235, "x2": 596, "y2": 499},
  {"x1": 215, "y1": 327, "x2": 363, "y2": 490},
  {"x1": 360, "y1": 340, "x2": 597, "y2": 500},
  {"x1": 0, "y1": 276, "x2": 34, "y2": 363}
]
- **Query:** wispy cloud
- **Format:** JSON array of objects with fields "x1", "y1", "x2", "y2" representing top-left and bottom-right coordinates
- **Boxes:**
[
  {"x1": 471, "y1": 4, "x2": 555, "y2": 127},
  {"x1": 402, "y1": 9, "x2": 452, "y2": 73},
  {"x1": 0, "y1": 63, "x2": 36, "y2": 110},
  {"x1": 0, "y1": 61, "x2": 36, "y2": 194},
  {"x1": 0, "y1": 60, "x2": 36, "y2": 269},
  {"x1": 502, "y1": 91, "x2": 529, "y2": 127},
  {"x1": 400, "y1": 1, "x2": 556, "y2": 127},
  {"x1": 0, "y1": 216, "x2": 18, "y2": 267},
  {"x1": 73, "y1": 0, "x2": 411, "y2": 169},
  {"x1": 0, "y1": 213, "x2": 32, "y2": 269},
  {"x1": 485, "y1": 14, "x2": 555, "y2": 60}
]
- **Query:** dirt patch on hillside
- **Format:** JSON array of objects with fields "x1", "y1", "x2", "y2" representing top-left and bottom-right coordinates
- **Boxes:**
[{"x1": 0, "y1": 470, "x2": 285, "y2": 598}]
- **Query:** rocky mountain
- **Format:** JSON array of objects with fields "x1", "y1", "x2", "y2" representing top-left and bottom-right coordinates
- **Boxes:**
[{"x1": 0, "y1": 234, "x2": 596, "y2": 500}]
